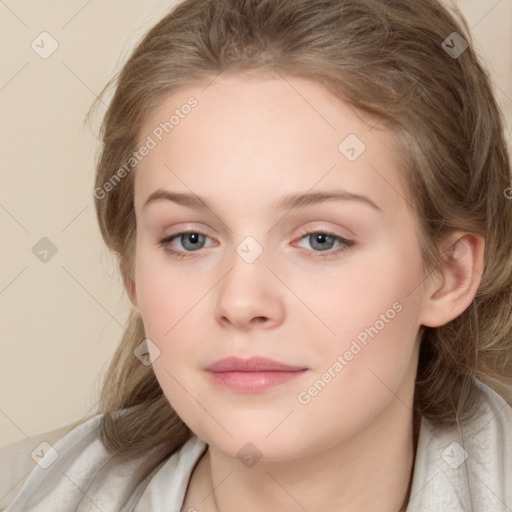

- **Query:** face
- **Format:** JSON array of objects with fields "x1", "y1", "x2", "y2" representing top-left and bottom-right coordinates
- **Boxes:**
[{"x1": 129, "y1": 74, "x2": 428, "y2": 460}]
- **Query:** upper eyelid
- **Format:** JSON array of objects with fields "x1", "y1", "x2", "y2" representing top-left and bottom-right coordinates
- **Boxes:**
[
  {"x1": 161, "y1": 220, "x2": 354, "y2": 238},
  {"x1": 162, "y1": 226, "x2": 352, "y2": 238}
]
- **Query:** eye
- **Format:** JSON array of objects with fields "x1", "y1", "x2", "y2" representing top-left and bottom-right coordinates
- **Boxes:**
[
  {"x1": 159, "y1": 230, "x2": 214, "y2": 259},
  {"x1": 159, "y1": 228, "x2": 354, "y2": 260},
  {"x1": 295, "y1": 229, "x2": 354, "y2": 260}
]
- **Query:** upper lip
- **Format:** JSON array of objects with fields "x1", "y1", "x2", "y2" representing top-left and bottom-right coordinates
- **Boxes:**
[{"x1": 205, "y1": 356, "x2": 307, "y2": 372}]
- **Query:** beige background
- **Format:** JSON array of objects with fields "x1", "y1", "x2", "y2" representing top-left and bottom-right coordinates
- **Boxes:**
[{"x1": 1, "y1": 0, "x2": 511, "y2": 449}]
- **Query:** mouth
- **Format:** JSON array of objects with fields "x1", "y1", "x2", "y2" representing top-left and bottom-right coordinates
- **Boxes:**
[{"x1": 204, "y1": 356, "x2": 309, "y2": 392}]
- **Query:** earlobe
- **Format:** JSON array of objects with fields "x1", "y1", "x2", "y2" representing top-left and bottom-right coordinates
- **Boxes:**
[{"x1": 419, "y1": 232, "x2": 485, "y2": 328}]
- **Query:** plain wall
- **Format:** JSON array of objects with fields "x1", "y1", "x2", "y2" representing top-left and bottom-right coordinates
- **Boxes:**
[{"x1": 1, "y1": 0, "x2": 511, "y2": 449}]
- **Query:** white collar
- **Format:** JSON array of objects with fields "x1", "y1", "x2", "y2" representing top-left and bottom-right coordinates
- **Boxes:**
[
  {"x1": 406, "y1": 379, "x2": 512, "y2": 511},
  {"x1": 5, "y1": 379, "x2": 511, "y2": 511}
]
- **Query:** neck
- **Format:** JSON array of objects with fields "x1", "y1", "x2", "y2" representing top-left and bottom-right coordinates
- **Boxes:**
[{"x1": 195, "y1": 395, "x2": 419, "y2": 512}]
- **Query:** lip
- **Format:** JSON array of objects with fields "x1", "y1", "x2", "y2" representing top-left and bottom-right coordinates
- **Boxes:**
[
  {"x1": 205, "y1": 356, "x2": 308, "y2": 392},
  {"x1": 205, "y1": 356, "x2": 307, "y2": 372}
]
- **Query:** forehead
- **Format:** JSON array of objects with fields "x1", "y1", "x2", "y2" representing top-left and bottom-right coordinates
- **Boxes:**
[{"x1": 134, "y1": 74, "x2": 410, "y2": 221}]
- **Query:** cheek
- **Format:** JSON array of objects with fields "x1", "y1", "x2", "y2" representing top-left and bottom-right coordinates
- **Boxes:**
[
  {"x1": 133, "y1": 244, "x2": 211, "y2": 406},
  {"x1": 134, "y1": 244, "x2": 200, "y2": 335},
  {"x1": 316, "y1": 253, "x2": 422, "y2": 402},
  {"x1": 298, "y1": 237, "x2": 424, "y2": 392},
  {"x1": 296, "y1": 240, "x2": 424, "y2": 342}
]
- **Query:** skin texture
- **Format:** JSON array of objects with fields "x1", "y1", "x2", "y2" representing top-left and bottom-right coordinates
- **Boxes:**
[{"x1": 126, "y1": 74, "x2": 485, "y2": 512}]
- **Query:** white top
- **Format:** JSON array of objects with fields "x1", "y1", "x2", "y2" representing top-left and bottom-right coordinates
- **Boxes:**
[{"x1": 1, "y1": 378, "x2": 511, "y2": 511}]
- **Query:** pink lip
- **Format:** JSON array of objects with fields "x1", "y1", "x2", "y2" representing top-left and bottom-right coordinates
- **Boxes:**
[
  {"x1": 205, "y1": 356, "x2": 308, "y2": 392},
  {"x1": 205, "y1": 356, "x2": 307, "y2": 372}
]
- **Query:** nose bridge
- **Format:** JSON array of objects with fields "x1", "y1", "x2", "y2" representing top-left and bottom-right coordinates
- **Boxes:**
[
  {"x1": 235, "y1": 233, "x2": 266, "y2": 266},
  {"x1": 214, "y1": 233, "x2": 283, "y2": 328},
  {"x1": 221, "y1": 233, "x2": 270, "y2": 294}
]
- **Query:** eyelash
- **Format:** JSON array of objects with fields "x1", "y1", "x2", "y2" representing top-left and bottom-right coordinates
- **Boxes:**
[{"x1": 158, "y1": 228, "x2": 354, "y2": 261}]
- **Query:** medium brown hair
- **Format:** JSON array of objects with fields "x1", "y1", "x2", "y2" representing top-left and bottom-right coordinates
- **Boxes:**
[{"x1": 85, "y1": 0, "x2": 512, "y2": 470}]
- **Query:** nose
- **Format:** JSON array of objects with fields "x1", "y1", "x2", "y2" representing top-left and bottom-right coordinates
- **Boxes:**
[{"x1": 214, "y1": 249, "x2": 285, "y2": 331}]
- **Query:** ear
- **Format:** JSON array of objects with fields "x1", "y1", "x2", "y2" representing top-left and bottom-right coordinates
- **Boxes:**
[
  {"x1": 419, "y1": 231, "x2": 485, "y2": 327},
  {"x1": 120, "y1": 258, "x2": 139, "y2": 311}
]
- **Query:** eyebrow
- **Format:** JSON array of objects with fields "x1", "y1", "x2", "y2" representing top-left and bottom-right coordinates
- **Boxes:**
[{"x1": 142, "y1": 189, "x2": 382, "y2": 213}]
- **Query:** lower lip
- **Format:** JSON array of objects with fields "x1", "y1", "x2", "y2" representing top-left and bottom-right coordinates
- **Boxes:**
[{"x1": 207, "y1": 370, "x2": 307, "y2": 392}]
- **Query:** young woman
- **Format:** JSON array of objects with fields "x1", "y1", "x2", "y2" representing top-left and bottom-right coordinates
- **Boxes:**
[{"x1": 3, "y1": 0, "x2": 511, "y2": 510}]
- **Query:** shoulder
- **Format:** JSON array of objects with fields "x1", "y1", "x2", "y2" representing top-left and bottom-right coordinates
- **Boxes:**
[
  {"x1": 407, "y1": 378, "x2": 512, "y2": 512},
  {"x1": 472, "y1": 378, "x2": 512, "y2": 433},
  {"x1": 1, "y1": 412, "x2": 207, "y2": 512},
  {"x1": 0, "y1": 414, "x2": 108, "y2": 511},
  {"x1": 0, "y1": 422, "x2": 77, "y2": 510}
]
